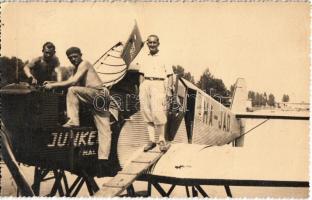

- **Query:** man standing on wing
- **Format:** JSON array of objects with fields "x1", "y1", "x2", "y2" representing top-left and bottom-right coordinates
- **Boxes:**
[
  {"x1": 44, "y1": 47, "x2": 111, "y2": 160},
  {"x1": 137, "y1": 35, "x2": 174, "y2": 152},
  {"x1": 24, "y1": 42, "x2": 60, "y2": 85}
]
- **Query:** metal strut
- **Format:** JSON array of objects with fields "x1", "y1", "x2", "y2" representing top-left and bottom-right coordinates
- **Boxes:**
[
  {"x1": 240, "y1": 119, "x2": 270, "y2": 137},
  {"x1": 0, "y1": 128, "x2": 35, "y2": 196},
  {"x1": 31, "y1": 167, "x2": 99, "y2": 197}
]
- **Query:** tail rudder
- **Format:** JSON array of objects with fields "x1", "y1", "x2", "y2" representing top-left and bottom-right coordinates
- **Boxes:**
[
  {"x1": 230, "y1": 78, "x2": 247, "y2": 112},
  {"x1": 230, "y1": 78, "x2": 247, "y2": 147}
]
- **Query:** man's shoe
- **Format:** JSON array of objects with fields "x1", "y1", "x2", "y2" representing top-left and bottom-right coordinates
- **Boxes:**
[
  {"x1": 159, "y1": 141, "x2": 171, "y2": 152},
  {"x1": 62, "y1": 120, "x2": 79, "y2": 128},
  {"x1": 144, "y1": 141, "x2": 156, "y2": 152}
]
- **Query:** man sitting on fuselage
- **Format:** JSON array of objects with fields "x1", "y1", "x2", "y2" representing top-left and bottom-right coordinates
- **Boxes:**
[{"x1": 44, "y1": 47, "x2": 111, "y2": 161}]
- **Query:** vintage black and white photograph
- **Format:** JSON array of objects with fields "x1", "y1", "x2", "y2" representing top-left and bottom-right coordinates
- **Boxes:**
[{"x1": 0, "y1": 2, "x2": 309, "y2": 197}]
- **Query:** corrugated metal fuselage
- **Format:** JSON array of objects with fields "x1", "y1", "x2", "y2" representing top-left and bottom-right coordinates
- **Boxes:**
[{"x1": 0, "y1": 73, "x2": 244, "y2": 177}]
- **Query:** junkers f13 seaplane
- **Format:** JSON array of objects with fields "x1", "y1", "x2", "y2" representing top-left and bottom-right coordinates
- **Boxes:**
[{"x1": 0, "y1": 24, "x2": 309, "y2": 197}]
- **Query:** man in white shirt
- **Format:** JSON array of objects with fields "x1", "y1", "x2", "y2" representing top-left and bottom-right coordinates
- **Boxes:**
[{"x1": 137, "y1": 35, "x2": 174, "y2": 152}]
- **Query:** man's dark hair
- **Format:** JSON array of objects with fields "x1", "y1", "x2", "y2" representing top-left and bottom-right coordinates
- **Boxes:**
[
  {"x1": 66, "y1": 47, "x2": 82, "y2": 57},
  {"x1": 147, "y1": 34, "x2": 159, "y2": 42},
  {"x1": 42, "y1": 42, "x2": 56, "y2": 51}
]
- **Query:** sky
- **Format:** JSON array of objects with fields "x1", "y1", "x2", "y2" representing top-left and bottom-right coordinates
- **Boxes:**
[{"x1": 1, "y1": 2, "x2": 310, "y2": 102}]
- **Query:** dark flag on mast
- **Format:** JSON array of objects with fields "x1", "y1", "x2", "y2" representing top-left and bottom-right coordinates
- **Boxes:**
[{"x1": 121, "y1": 22, "x2": 144, "y2": 66}]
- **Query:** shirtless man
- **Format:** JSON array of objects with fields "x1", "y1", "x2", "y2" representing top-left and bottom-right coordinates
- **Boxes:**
[
  {"x1": 44, "y1": 47, "x2": 111, "y2": 160},
  {"x1": 24, "y1": 42, "x2": 60, "y2": 84}
]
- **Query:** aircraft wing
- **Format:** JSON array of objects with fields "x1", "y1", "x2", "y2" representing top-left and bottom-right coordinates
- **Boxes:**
[
  {"x1": 145, "y1": 144, "x2": 308, "y2": 187},
  {"x1": 235, "y1": 112, "x2": 309, "y2": 120}
]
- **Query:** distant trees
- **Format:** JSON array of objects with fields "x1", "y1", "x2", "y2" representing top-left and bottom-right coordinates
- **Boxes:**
[
  {"x1": 267, "y1": 94, "x2": 276, "y2": 107},
  {"x1": 263, "y1": 92, "x2": 268, "y2": 105},
  {"x1": 172, "y1": 66, "x2": 231, "y2": 105},
  {"x1": 282, "y1": 94, "x2": 290, "y2": 102},
  {"x1": 0, "y1": 56, "x2": 28, "y2": 87},
  {"x1": 229, "y1": 84, "x2": 235, "y2": 96},
  {"x1": 248, "y1": 90, "x2": 276, "y2": 107},
  {"x1": 196, "y1": 68, "x2": 230, "y2": 105},
  {"x1": 248, "y1": 91, "x2": 256, "y2": 106},
  {"x1": 172, "y1": 65, "x2": 195, "y2": 84},
  {"x1": 172, "y1": 65, "x2": 280, "y2": 108}
]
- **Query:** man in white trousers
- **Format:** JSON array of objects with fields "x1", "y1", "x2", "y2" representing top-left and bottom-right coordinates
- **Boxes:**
[{"x1": 137, "y1": 35, "x2": 174, "y2": 152}]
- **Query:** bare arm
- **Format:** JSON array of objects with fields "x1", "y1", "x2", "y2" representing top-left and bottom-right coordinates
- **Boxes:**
[
  {"x1": 139, "y1": 73, "x2": 144, "y2": 84},
  {"x1": 24, "y1": 60, "x2": 38, "y2": 84},
  {"x1": 24, "y1": 64, "x2": 33, "y2": 78},
  {"x1": 54, "y1": 67, "x2": 62, "y2": 82},
  {"x1": 52, "y1": 59, "x2": 61, "y2": 81},
  {"x1": 44, "y1": 61, "x2": 88, "y2": 89}
]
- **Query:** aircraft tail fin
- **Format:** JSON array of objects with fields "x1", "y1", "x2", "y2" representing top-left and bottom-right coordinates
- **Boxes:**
[
  {"x1": 230, "y1": 78, "x2": 247, "y2": 112},
  {"x1": 230, "y1": 78, "x2": 247, "y2": 147}
]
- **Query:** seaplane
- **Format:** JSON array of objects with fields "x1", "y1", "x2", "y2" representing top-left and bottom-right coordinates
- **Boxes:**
[{"x1": 0, "y1": 24, "x2": 309, "y2": 197}]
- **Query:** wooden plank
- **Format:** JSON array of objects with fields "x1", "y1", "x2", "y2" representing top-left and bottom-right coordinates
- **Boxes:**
[
  {"x1": 117, "y1": 172, "x2": 139, "y2": 175},
  {"x1": 120, "y1": 151, "x2": 163, "y2": 175},
  {"x1": 103, "y1": 174, "x2": 136, "y2": 188},
  {"x1": 132, "y1": 152, "x2": 163, "y2": 163},
  {"x1": 147, "y1": 149, "x2": 162, "y2": 153},
  {"x1": 119, "y1": 162, "x2": 147, "y2": 175},
  {"x1": 96, "y1": 186, "x2": 124, "y2": 197},
  {"x1": 95, "y1": 150, "x2": 164, "y2": 197}
]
